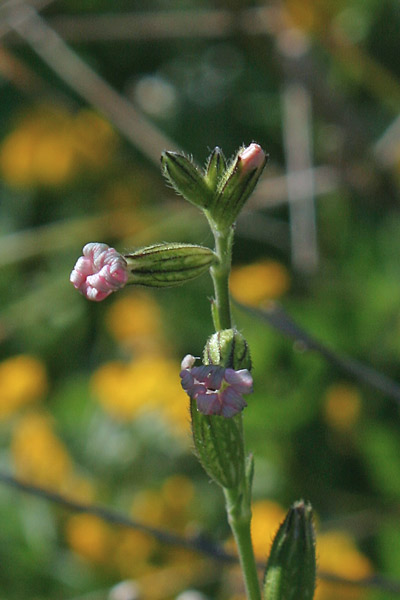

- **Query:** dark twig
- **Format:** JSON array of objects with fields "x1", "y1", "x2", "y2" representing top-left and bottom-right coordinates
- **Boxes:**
[
  {"x1": 236, "y1": 301, "x2": 400, "y2": 405},
  {"x1": 2, "y1": 2, "x2": 179, "y2": 165},
  {"x1": 1, "y1": 471, "x2": 400, "y2": 594},
  {"x1": 0, "y1": 471, "x2": 232, "y2": 562}
]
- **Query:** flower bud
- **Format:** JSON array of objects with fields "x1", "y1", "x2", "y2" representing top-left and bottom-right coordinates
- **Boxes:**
[
  {"x1": 205, "y1": 146, "x2": 226, "y2": 192},
  {"x1": 70, "y1": 242, "x2": 129, "y2": 301},
  {"x1": 161, "y1": 151, "x2": 214, "y2": 210},
  {"x1": 210, "y1": 143, "x2": 268, "y2": 229},
  {"x1": 203, "y1": 329, "x2": 252, "y2": 371},
  {"x1": 263, "y1": 500, "x2": 316, "y2": 600},
  {"x1": 124, "y1": 243, "x2": 217, "y2": 287}
]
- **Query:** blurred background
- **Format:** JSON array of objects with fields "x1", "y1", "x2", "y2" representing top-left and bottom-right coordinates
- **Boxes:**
[{"x1": 0, "y1": 0, "x2": 400, "y2": 598}]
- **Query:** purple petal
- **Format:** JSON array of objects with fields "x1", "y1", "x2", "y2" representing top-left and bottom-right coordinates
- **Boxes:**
[
  {"x1": 190, "y1": 365, "x2": 213, "y2": 386},
  {"x1": 224, "y1": 369, "x2": 253, "y2": 394},
  {"x1": 180, "y1": 369, "x2": 195, "y2": 391},
  {"x1": 204, "y1": 366, "x2": 225, "y2": 390},
  {"x1": 220, "y1": 387, "x2": 247, "y2": 417},
  {"x1": 196, "y1": 392, "x2": 221, "y2": 415}
]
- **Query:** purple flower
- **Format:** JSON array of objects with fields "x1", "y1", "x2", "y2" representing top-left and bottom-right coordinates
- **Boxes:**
[
  {"x1": 180, "y1": 355, "x2": 253, "y2": 418},
  {"x1": 70, "y1": 242, "x2": 129, "y2": 301}
]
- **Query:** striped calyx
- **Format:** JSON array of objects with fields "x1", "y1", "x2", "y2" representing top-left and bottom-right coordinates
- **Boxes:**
[{"x1": 124, "y1": 243, "x2": 217, "y2": 287}]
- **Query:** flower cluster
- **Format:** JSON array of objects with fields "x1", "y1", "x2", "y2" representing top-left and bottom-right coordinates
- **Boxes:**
[
  {"x1": 180, "y1": 354, "x2": 253, "y2": 418},
  {"x1": 70, "y1": 242, "x2": 129, "y2": 302}
]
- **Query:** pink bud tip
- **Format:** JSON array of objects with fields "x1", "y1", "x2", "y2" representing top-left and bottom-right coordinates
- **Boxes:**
[
  {"x1": 70, "y1": 242, "x2": 129, "y2": 302},
  {"x1": 239, "y1": 143, "x2": 266, "y2": 173}
]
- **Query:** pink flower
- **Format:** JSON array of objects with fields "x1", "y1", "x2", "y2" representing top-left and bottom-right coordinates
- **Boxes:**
[
  {"x1": 70, "y1": 242, "x2": 129, "y2": 301},
  {"x1": 180, "y1": 355, "x2": 253, "y2": 418},
  {"x1": 239, "y1": 143, "x2": 266, "y2": 174}
]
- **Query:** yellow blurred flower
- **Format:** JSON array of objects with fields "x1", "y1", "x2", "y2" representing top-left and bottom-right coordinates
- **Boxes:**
[
  {"x1": 251, "y1": 500, "x2": 286, "y2": 559},
  {"x1": 323, "y1": 383, "x2": 362, "y2": 432},
  {"x1": 65, "y1": 514, "x2": 112, "y2": 565},
  {"x1": 317, "y1": 531, "x2": 373, "y2": 600},
  {"x1": 71, "y1": 109, "x2": 117, "y2": 168},
  {"x1": 0, "y1": 106, "x2": 75, "y2": 187},
  {"x1": 283, "y1": 0, "x2": 319, "y2": 32},
  {"x1": 0, "y1": 355, "x2": 47, "y2": 420},
  {"x1": 63, "y1": 474, "x2": 96, "y2": 504},
  {"x1": 91, "y1": 354, "x2": 190, "y2": 435},
  {"x1": 11, "y1": 412, "x2": 73, "y2": 489},
  {"x1": 230, "y1": 260, "x2": 290, "y2": 306},
  {"x1": 105, "y1": 291, "x2": 163, "y2": 352},
  {"x1": 0, "y1": 105, "x2": 117, "y2": 188},
  {"x1": 282, "y1": 0, "x2": 337, "y2": 34},
  {"x1": 113, "y1": 529, "x2": 154, "y2": 577},
  {"x1": 131, "y1": 475, "x2": 194, "y2": 533}
]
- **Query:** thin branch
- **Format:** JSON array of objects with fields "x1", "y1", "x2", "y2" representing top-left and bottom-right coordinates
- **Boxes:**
[
  {"x1": 2, "y1": 2, "x2": 180, "y2": 165},
  {"x1": 319, "y1": 571, "x2": 400, "y2": 594},
  {"x1": 0, "y1": 211, "x2": 138, "y2": 267},
  {"x1": 3, "y1": 6, "x2": 282, "y2": 43},
  {"x1": 374, "y1": 114, "x2": 400, "y2": 168},
  {"x1": 282, "y1": 81, "x2": 318, "y2": 273},
  {"x1": 248, "y1": 166, "x2": 339, "y2": 210},
  {"x1": 236, "y1": 301, "x2": 400, "y2": 406},
  {"x1": 0, "y1": 471, "x2": 232, "y2": 563},
  {"x1": 1, "y1": 471, "x2": 400, "y2": 594},
  {"x1": 0, "y1": 0, "x2": 56, "y2": 38}
]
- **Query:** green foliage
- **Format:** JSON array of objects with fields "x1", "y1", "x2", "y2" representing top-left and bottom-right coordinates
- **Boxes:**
[{"x1": 0, "y1": 0, "x2": 399, "y2": 598}]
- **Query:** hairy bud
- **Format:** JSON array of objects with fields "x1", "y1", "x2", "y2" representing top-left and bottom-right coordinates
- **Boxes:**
[
  {"x1": 161, "y1": 151, "x2": 214, "y2": 210},
  {"x1": 210, "y1": 143, "x2": 268, "y2": 229},
  {"x1": 125, "y1": 243, "x2": 217, "y2": 287},
  {"x1": 264, "y1": 500, "x2": 316, "y2": 600}
]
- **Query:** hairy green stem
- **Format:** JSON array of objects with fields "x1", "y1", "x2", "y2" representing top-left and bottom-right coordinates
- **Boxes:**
[
  {"x1": 225, "y1": 484, "x2": 262, "y2": 600},
  {"x1": 209, "y1": 220, "x2": 261, "y2": 600},
  {"x1": 209, "y1": 224, "x2": 234, "y2": 330}
]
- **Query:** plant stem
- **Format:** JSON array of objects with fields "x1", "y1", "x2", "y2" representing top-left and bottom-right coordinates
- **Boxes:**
[
  {"x1": 209, "y1": 220, "x2": 261, "y2": 600},
  {"x1": 224, "y1": 485, "x2": 262, "y2": 600},
  {"x1": 209, "y1": 224, "x2": 234, "y2": 330}
]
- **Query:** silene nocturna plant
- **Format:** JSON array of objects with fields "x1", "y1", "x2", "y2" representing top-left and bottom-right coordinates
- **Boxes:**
[{"x1": 70, "y1": 143, "x2": 317, "y2": 600}]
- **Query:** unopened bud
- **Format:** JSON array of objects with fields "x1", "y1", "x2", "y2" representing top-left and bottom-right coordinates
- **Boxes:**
[
  {"x1": 125, "y1": 243, "x2": 217, "y2": 287},
  {"x1": 161, "y1": 151, "x2": 214, "y2": 210},
  {"x1": 205, "y1": 146, "x2": 226, "y2": 192},
  {"x1": 70, "y1": 242, "x2": 129, "y2": 302},
  {"x1": 210, "y1": 143, "x2": 268, "y2": 229},
  {"x1": 240, "y1": 142, "x2": 267, "y2": 173},
  {"x1": 264, "y1": 500, "x2": 316, "y2": 600},
  {"x1": 203, "y1": 329, "x2": 252, "y2": 371}
]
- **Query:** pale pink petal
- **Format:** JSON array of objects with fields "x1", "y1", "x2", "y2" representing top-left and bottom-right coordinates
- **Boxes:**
[
  {"x1": 70, "y1": 242, "x2": 128, "y2": 302},
  {"x1": 239, "y1": 143, "x2": 266, "y2": 173}
]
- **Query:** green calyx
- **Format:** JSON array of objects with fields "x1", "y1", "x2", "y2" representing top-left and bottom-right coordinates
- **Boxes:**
[
  {"x1": 210, "y1": 146, "x2": 268, "y2": 230},
  {"x1": 264, "y1": 500, "x2": 316, "y2": 600},
  {"x1": 205, "y1": 146, "x2": 227, "y2": 192},
  {"x1": 203, "y1": 329, "x2": 252, "y2": 371},
  {"x1": 190, "y1": 399, "x2": 245, "y2": 489},
  {"x1": 124, "y1": 242, "x2": 217, "y2": 287},
  {"x1": 161, "y1": 151, "x2": 214, "y2": 210},
  {"x1": 161, "y1": 145, "x2": 268, "y2": 232}
]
